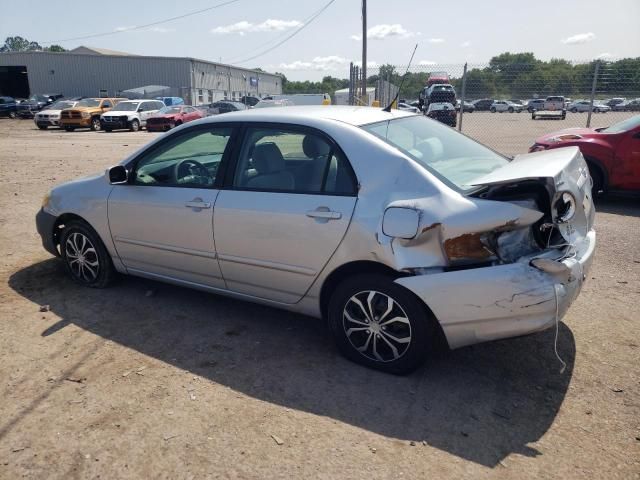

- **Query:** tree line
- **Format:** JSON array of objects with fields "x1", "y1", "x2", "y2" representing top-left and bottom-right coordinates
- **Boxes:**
[
  {"x1": 1, "y1": 36, "x2": 66, "y2": 53},
  {"x1": 281, "y1": 52, "x2": 640, "y2": 101}
]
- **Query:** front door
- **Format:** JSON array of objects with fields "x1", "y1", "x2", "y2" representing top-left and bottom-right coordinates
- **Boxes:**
[
  {"x1": 108, "y1": 125, "x2": 235, "y2": 287},
  {"x1": 214, "y1": 125, "x2": 358, "y2": 303}
]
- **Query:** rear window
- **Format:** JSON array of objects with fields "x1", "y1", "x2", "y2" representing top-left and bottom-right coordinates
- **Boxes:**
[{"x1": 361, "y1": 116, "x2": 508, "y2": 192}]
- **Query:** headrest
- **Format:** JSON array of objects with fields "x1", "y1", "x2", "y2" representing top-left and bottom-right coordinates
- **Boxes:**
[
  {"x1": 302, "y1": 135, "x2": 330, "y2": 159},
  {"x1": 252, "y1": 142, "x2": 284, "y2": 173}
]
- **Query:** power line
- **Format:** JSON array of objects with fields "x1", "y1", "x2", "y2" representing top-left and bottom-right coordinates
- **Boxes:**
[
  {"x1": 228, "y1": 0, "x2": 337, "y2": 66},
  {"x1": 41, "y1": 0, "x2": 242, "y2": 44},
  {"x1": 222, "y1": 0, "x2": 336, "y2": 64}
]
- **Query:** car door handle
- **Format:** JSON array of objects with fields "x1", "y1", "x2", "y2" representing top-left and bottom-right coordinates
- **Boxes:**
[
  {"x1": 306, "y1": 208, "x2": 342, "y2": 220},
  {"x1": 185, "y1": 198, "x2": 211, "y2": 209}
]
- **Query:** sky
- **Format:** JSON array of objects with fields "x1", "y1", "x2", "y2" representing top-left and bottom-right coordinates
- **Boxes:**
[{"x1": 1, "y1": 0, "x2": 639, "y2": 80}]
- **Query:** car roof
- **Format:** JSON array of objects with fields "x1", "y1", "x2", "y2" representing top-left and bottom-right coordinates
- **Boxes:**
[{"x1": 197, "y1": 105, "x2": 414, "y2": 126}]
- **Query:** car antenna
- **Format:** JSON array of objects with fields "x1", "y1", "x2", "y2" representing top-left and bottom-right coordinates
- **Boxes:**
[{"x1": 383, "y1": 43, "x2": 418, "y2": 112}]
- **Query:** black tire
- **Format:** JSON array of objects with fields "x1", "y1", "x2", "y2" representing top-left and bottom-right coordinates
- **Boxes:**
[
  {"x1": 64, "y1": 126, "x2": 75, "y2": 132},
  {"x1": 9, "y1": 111, "x2": 17, "y2": 119},
  {"x1": 129, "y1": 119, "x2": 140, "y2": 132},
  {"x1": 90, "y1": 117, "x2": 101, "y2": 131},
  {"x1": 104, "y1": 127, "x2": 112, "y2": 132},
  {"x1": 490, "y1": 107, "x2": 496, "y2": 113},
  {"x1": 571, "y1": 108, "x2": 578, "y2": 113},
  {"x1": 508, "y1": 107, "x2": 514, "y2": 113},
  {"x1": 60, "y1": 220, "x2": 116, "y2": 288},
  {"x1": 37, "y1": 125, "x2": 48, "y2": 130},
  {"x1": 328, "y1": 274, "x2": 438, "y2": 375},
  {"x1": 587, "y1": 164, "x2": 604, "y2": 196}
]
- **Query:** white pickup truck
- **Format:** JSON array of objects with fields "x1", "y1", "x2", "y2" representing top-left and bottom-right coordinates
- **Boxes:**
[{"x1": 531, "y1": 96, "x2": 566, "y2": 120}]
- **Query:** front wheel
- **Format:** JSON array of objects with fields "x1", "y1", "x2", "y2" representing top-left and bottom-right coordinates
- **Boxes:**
[
  {"x1": 571, "y1": 108, "x2": 578, "y2": 113},
  {"x1": 129, "y1": 119, "x2": 140, "y2": 132},
  {"x1": 37, "y1": 125, "x2": 47, "y2": 130},
  {"x1": 9, "y1": 111, "x2": 17, "y2": 119},
  {"x1": 490, "y1": 107, "x2": 496, "y2": 113},
  {"x1": 60, "y1": 220, "x2": 115, "y2": 288},
  {"x1": 64, "y1": 126, "x2": 75, "y2": 132},
  {"x1": 508, "y1": 107, "x2": 514, "y2": 113},
  {"x1": 328, "y1": 274, "x2": 438, "y2": 374}
]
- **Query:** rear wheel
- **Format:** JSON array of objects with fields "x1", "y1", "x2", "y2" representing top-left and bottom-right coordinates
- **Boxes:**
[
  {"x1": 129, "y1": 119, "x2": 140, "y2": 132},
  {"x1": 571, "y1": 108, "x2": 578, "y2": 113},
  {"x1": 60, "y1": 220, "x2": 115, "y2": 288},
  {"x1": 104, "y1": 127, "x2": 112, "y2": 132},
  {"x1": 328, "y1": 274, "x2": 438, "y2": 374},
  {"x1": 490, "y1": 107, "x2": 496, "y2": 113},
  {"x1": 64, "y1": 126, "x2": 75, "y2": 132},
  {"x1": 508, "y1": 107, "x2": 514, "y2": 113},
  {"x1": 90, "y1": 117, "x2": 101, "y2": 131}
]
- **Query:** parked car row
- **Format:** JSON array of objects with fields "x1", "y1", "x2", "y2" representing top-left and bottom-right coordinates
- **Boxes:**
[{"x1": 31, "y1": 97, "x2": 206, "y2": 133}]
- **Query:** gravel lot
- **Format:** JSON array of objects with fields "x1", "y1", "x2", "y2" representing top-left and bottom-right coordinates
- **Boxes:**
[{"x1": 0, "y1": 115, "x2": 638, "y2": 479}]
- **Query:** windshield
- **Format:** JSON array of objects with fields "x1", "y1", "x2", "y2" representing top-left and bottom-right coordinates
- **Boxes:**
[
  {"x1": 159, "y1": 106, "x2": 181, "y2": 114},
  {"x1": 600, "y1": 114, "x2": 640, "y2": 134},
  {"x1": 115, "y1": 102, "x2": 140, "y2": 112},
  {"x1": 49, "y1": 101, "x2": 75, "y2": 110},
  {"x1": 75, "y1": 99, "x2": 101, "y2": 108},
  {"x1": 361, "y1": 116, "x2": 509, "y2": 192}
]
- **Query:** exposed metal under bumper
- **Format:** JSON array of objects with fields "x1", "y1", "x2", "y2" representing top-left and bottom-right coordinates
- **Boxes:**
[{"x1": 396, "y1": 229, "x2": 596, "y2": 349}]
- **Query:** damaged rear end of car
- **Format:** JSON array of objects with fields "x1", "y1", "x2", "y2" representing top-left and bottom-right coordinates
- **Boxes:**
[{"x1": 359, "y1": 116, "x2": 596, "y2": 349}]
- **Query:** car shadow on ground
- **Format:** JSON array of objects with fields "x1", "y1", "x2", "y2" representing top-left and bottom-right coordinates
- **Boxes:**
[
  {"x1": 595, "y1": 195, "x2": 640, "y2": 218},
  {"x1": 8, "y1": 259, "x2": 575, "y2": 468}
]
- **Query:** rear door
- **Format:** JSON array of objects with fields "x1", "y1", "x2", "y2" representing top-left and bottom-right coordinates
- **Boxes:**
[{"x1": 213, "y1": 124, "x2": 358, "y2": 303}]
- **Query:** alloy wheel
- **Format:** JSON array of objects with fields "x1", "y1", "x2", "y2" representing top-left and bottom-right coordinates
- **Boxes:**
[
  {"x1": 64, "y1": 232, "x2": 100, "y2": 282},
  {"x1": 343, "y1": 290, "x2": 412, "y2": 363}
]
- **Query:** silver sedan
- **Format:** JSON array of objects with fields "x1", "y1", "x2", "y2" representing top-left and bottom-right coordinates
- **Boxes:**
[{"x1": 36, "y1": 106, "x2": 596, "y2": 374}]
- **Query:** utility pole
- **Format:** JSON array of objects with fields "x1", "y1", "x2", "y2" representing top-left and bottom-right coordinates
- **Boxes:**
[{"x1": 361, "y1": 0, "x2": 367, "y2": 100}]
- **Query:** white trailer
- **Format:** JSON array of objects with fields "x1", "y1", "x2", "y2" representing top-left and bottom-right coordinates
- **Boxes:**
[{"x1": 333, "y1": 87, "x2": 376, "y2": 106}]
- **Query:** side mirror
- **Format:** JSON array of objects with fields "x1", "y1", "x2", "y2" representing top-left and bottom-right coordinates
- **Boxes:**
[
  {"x1": 108, "y1": 165, "x2": 128, "y2": 184},
  {"x1": 382, "y1": 207, "x2": 420, "y2": 239}
]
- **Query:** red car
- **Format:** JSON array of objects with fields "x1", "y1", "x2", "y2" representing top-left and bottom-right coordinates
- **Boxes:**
[
  {"x1": 529, "y1": 115, "x2": 640, "y2": 194},
  {"x1": 146, "y1": 105, "x2": 204, "y2": 132}
]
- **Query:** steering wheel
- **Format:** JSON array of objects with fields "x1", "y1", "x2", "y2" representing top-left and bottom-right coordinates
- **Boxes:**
[{"x1": 174, "y1": 158, "x2": 211, "y2": 185}]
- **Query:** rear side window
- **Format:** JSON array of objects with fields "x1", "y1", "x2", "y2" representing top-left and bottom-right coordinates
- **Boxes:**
[{"x1": 232, "y1": 127, "x2": 356, "y2": 195}]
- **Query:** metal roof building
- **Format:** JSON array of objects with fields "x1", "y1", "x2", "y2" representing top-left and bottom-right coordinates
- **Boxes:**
[{"x1": 0, "y1": 47, "x2": 282, "y2": 104}]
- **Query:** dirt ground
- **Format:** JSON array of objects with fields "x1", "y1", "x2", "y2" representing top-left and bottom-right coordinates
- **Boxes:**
[{"x1": 0, "y1": 116, "x2": 638, "y2": 480}]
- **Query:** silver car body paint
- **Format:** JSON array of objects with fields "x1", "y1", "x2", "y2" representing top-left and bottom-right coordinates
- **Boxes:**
[{"x1": 41, "y1": 106, "x2": 596, "y2": 349}]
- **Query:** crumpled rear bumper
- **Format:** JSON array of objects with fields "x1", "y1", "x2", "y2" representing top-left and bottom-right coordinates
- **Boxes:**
[{"x1": 395, "y1": 229, "x2": 596, "y2": 349}]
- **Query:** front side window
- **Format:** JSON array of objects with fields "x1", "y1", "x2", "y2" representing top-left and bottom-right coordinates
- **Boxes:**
[
  {"x1": 233, "y1": 127, "x2": 356, "y2": 195},
  {"x1": 133, "y1": 127, "x2": 233, "y2": 188},
  {"x1": 362, "y1": 116, "x2": 508, "y2": 192}
]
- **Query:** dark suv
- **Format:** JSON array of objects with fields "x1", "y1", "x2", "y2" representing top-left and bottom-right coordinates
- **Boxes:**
[
  {"x1": 0, "y1": 96, "x2": 18, "y2": 118},
  {"x1": 471, "y1": 99, "x2": 494, "y2": 111},
  {"x1": 419, "y1": 84, "x2": 456, "y2": 110},
  {"x1": 16, "y1": 93, "x2": 64, "y2": 118}
]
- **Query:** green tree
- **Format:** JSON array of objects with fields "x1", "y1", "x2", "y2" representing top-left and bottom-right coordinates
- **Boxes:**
[{"x1": 0, "y1": 36, "x2": 66, "y2": 52}]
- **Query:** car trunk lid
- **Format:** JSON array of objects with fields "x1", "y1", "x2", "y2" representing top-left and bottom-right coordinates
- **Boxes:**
[{"x1": 470, "y1": 146, "x2": 594, "y2": 243}]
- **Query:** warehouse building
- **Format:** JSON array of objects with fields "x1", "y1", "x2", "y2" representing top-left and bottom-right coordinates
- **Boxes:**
[{"x1": 0, "y1": 47, "x2": 282, "y2": 104}]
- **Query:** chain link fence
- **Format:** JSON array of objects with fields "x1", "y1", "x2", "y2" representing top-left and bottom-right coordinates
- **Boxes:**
[{"x1": 358, "y1": 60, "x2": 640, "y2": 155}]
